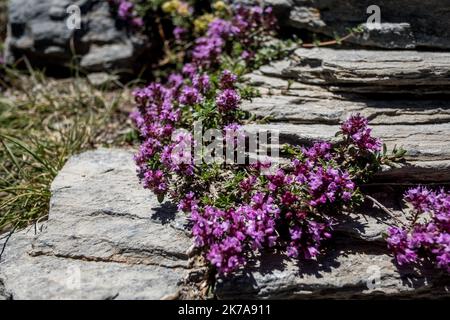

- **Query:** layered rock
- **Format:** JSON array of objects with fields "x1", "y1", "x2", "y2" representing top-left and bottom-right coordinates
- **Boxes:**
[
  {"x1": 242, "y1": 47, "x2": 450, "y2": 183},
  {"x1": 5, "y1": 0, "x2": 155, "y2": 74}
]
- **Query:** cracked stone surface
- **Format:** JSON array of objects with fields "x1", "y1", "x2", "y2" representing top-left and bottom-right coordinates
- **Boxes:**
[
  {"x1": 215, "y1": 243, "x2": 449, "y2": 299},
  {"x1": 0, "y1": 149, "x2": 191, "y2": 300},
  {"x1": 0, "y1": 149, "x2": 448, "y2": 299}
]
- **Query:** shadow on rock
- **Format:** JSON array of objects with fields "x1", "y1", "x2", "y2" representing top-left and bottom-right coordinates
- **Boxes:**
[{"x1": 151, "y1": 202, "x2": 178, "y2": 225}]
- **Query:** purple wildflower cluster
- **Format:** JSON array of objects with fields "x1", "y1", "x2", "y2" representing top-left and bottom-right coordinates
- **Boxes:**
[
  {"x1": 132, "y1": 67, "x2": 241, "y2": 198},
  {"x1": 188, "y1": 126, "x2": 384, "y2": 274},
  {"x1": 131, "y1": 82, "x2": 177, "y2": 195},
  {"x1": 191, "y1": 194, "x2": 280, "y2": 274},
  {"x1": 216, "y1": 89, "x2": 240, "y2": 112},
  {"x1": 133, "y1": 64, "x2": 386, "y2": 275},
  {"x1": 130, "y1": 4, "x2": 413, "y2": 277},
  {"x1": 110, "y1": 0, "x2": 144, "y2": 27},
  {"x1": 387, "y1": 187, "x2": 449, "y2": 272},
  {"x1": 341, "y1": 114, "x2": 382, "y2": 152},
  {"x1": 192, "y1": 5, "x2": 276, "y2": 68}
]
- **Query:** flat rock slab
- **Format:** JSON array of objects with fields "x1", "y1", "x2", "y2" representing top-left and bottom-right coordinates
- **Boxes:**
[
  {"x1": 216, "y1": 243, "x2": 449, "y2": 299},
  {"x1": 257, "y1": 49, "x2": 450, "y2": 94},
  {"x1": 0, "y1": 149, "x2": 447, "y2": 299},
  {"x1": 0, "y1": 149, "x2": 191, "y2": 300},
  {"x1": 243, "y1": 73, "x2": 450, "y2": 126}
]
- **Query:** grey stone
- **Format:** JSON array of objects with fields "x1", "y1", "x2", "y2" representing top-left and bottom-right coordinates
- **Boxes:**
[
  {"x1": 5, "y1": 0, "x2": 154, "y2": 73},
  {"x1": 244, "y1": 122, "x2": 450, "y2": 182},
  {"x1": 0, "y1": 149, "x2": 447, "y2": 299},
  {"x1": 215, "y1": 245, "x2": 449, "y2": 299},
  {"x1": 0, "y1": 149, "x2": 191, "y2": 300},
  {"x1": 241, "y1": 48, "x2": 450, "y2": 183},
  {"x1": 352, "y1": 23, "x2": 416, "y2": 49},
  {"x1": 87, "y1": 72, "x2": 120, "y2": 88},
  {"x1": 264, "y1": 48, "x2": 450, "y2": 94},
  {"x1": 243, "y1": 74, "x2": 450, "y2": 125},
  {"x1": 266, "y1": 0, "x2": 450, "y2": 50}
]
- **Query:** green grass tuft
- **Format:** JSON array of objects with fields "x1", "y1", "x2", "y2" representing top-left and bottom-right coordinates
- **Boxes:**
[{"x1": 0, "y1": 66, "x2": 137, "y2": 232}]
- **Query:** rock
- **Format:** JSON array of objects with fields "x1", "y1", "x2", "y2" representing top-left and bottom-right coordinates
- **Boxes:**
[
  {"x1": 5, "y1": 0, "x2": 155, "y2": 74},
  {"x1": 260, "y1": 48, "x2": 450, "y2": 94},
  {"x1": 243, "y1": 73, "x2": 450, "y2": 125},
  {"x1": 244, "y1": 122, "x2": 450, "y2": 183},
  {"x1": 215, "y1": 244, "x2": 450, "y2": 299},
  {"x1": 87, "y1": 72, "x2": 120, "y2": 88},
  {"x1": 264, "y1": 0, "x2": 450, "y2": 49},
  {"x1": 0, "y1": 149, "x2": 191, "y2": 299},
  {"x1": 241, "y1": 48, "x2": 450, "y2": 183},
  {"x1": 0, "y1": 149, "x2": 447, "y2": 299}
]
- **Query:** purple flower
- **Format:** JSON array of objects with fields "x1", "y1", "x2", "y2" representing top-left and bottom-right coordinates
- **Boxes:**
[
  {"x1": 173, "y1": 27, "x2": 186, "y2": 41},
  {"x1": 307, "y1": 166, "x2": 355, "y2": 206},
  {"x1": 112, "y1": 0, "x2": 144, "y2": 28},
  {"x1": 131, "y1": 17, "x2": 144, "y2": 27},
  {"x1": 160, "y1": 131, "x2": 194, "y2": 176},
  {"x1": 404, "y1": 186, "x2": 435, "y2": 213},
  {"x1": 192, "y1": 73, "x2": 211, "y2": 94},
  {"x1": 192, "y1": 36, "x2": 224, "y2": 67},
  {"x1": 182, "y1": 63, "x2": 197, "y2": 77},
  {"x1": 239, "y1": 176, "x2": 257, "y2": 193},
  {"x1": 142, "y1": 170, "x2": 168, "y2": 195},
  {"x1": 219, "y1": 70, "x2": 238, "y2": 89},
  {"x1": 387, "y1": 188, "x2": 450, "y2": 272},
  {"x1": 207, "y1": 18, "x2": 239, "y2": 38},
  {"x1": 134, "y1": 138, "x2": 161, "y2": 167},
  {"x1": 118, "y1": 1, "x2": 134, "y2": 19},
  {"x1": 179, "y1": 86, "x2": 202, "y2": 106},
  {"x1": 341, "y1": 114, "x2": 381, "y2": 152},
  {"x1": 287, "y1": 220, "x2": 332, "y2": 260},
  {"x1": 302, "y1": 142, "x2": 332, "y2": 162},
  {"x1": 216, "y1": 89, "x2": 240, "y2": 112},
  {"x1": 267, "y1": 169, "x2": 286, "y2": 192},
  {"x1": 178, "y1": 192, "x2": 198, "y2": 212},
  {"x1": 168, "y1": 73, "x2": 184, "y2": 90}
]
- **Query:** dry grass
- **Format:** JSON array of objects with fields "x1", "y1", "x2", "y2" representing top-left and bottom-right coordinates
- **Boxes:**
[{"x1": 0, "y1": 66, "x2": 139, "y2": 232}]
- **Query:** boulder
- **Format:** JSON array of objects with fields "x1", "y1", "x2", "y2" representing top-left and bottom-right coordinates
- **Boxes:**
[
  {"x1": 260, "y1": 0, "x2": 450, "y2": 49},
  {"x1": 5, "y1": 0, "x2": 155, "y2": 74}
]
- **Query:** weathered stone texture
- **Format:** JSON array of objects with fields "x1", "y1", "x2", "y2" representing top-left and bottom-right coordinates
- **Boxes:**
[
  {"x1": 6, "y1": 0, "x2": 154, "y2": 73},
  {"x1": 0, "y1": 149, "x2": 190, "y2": 300}
]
